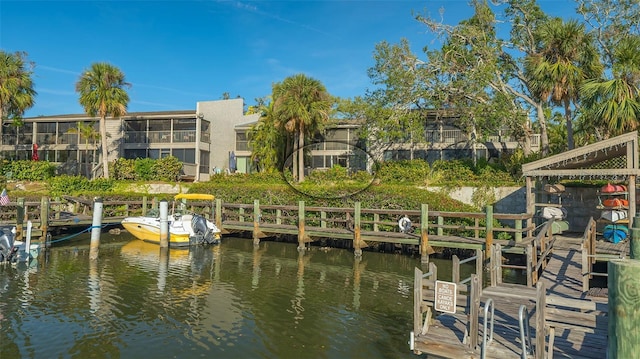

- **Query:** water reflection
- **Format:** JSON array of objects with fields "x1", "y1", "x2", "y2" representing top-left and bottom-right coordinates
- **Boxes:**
[{"x1": 1, "y1": 237, "x2": 429, "y2": 358}]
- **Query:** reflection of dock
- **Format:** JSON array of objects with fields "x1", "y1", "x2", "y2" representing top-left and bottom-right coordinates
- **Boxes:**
[{"x1": 410, "y1": 219, "x2": 623, "y2": 358}]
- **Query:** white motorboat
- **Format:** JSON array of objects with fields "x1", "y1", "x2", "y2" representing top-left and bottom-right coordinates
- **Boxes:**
[{"x1": 121, "y1": 194, "x2": 222, "y2": 247}]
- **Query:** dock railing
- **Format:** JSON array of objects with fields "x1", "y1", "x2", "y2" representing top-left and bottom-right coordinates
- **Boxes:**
[
  {"x1": 0, "y1": 196, "x2": 535, "y2": 257},
  {"x1": 490, "y1": 218, "x2": 556, "y2": 287},
  {"x1": 580, "y1": 216, "x2": 625, "y2": 292},
  {"x1": 413, "y1": 264, "x2": 482, "y2": 353}
]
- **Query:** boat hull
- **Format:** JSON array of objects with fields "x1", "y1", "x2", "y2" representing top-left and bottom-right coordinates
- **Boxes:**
[{"x1": 121, "y1": 216, "x2": 220, "y2": 247}]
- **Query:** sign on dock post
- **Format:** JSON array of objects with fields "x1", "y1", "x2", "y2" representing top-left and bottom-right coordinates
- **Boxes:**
[{"x1": 434, "y1": 280, "x2": 457, "y2": 314}]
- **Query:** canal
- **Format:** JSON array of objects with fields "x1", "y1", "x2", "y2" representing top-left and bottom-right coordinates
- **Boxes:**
[{"x1": 0, "y1": 233, "x2": 470, "y2": 359}]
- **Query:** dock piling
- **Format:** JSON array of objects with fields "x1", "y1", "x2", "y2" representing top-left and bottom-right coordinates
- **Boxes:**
[
  {"x1": 353, "y1": 202, "x2": 362, "y2": 257},
  {"x1": 159, "y1": 200, "x2": 169, "y2": 248},
  {"x1": 297, "y1": 201, "x2": 306, "y2": 251},
  {"x1": 89, "y1": 197, "x2": 103, "y2": 260}
]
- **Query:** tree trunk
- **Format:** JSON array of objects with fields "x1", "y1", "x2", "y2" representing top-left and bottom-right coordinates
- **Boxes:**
[
  {"x1": 535, "y1": 103, "x2": 550, "y2": 156},
  {"x1": 100, "y1": 115, "x2": 110, "y2": 179},
  {"x1": 292, "y1": 134, "x2": 298, "y2": 182},
  {"x1": 565, "y1": 99, "x2": 574, "y2": 150},
  {"x1": 298, "y1": 123, "x2": 305, "y2": 183}
]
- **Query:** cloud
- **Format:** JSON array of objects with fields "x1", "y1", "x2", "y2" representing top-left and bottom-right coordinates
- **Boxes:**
[
  {"x1": 131, "y1": 100, "x2": 179, "y2": 108},
  {"x1": 38, "y1": 65, "x2": 80, "y2": 76},
  {"x1": 37, "y1": 88, "x2": 76, "y2": 96},
  {"x1": 130, "y1": 83, "x2": 210, "y2": 98},
  {"x1": 220, "y1": 0, "x2": 333, "y2": 37}
]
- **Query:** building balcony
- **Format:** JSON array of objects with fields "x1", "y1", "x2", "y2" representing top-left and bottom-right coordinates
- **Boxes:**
[{"x1": 124, "y1": 130, "x2": 197, "y2": 144}]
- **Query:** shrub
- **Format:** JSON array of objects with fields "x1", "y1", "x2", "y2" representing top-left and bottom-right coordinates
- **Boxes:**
[
  {"x1": 376, "y1": 160, "x2": 431, "y2": 184},
  {"x1": 0, "y1": 160, "x2": 56, "y2": 180}
]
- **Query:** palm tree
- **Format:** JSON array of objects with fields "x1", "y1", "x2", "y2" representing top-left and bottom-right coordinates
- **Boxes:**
[
  {"x1": 75, "y1": 63, "x2": 130, "y2": 179},
  {"x1": 248, "y1": 98, "x2": 287, "y2": 172},
  {"x1": 580, "y1": 36, "x2": 640, "y2": 136},
  {"x1": 68, "y1": 121, "x2": 100, "y2": 178},
  {"x1": 525, "y1": 18, "x2": 603, "y2": 150},
  {"x1": 0, "y1": 51, "x2": 36, "y2": 144},
  {"x1": 272, "y1": 74, "x2": 332, "y2": 182}
]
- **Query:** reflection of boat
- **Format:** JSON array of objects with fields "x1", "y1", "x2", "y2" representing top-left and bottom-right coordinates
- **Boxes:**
[
  {"x1": 121, "y1": 193, "x2": 221, "y2": 247},
  {"x1": 120, "y1": 239, "x2": 191, "y2": 268}
]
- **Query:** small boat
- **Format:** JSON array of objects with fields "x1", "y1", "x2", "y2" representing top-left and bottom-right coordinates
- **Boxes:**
[
  {"x1": 0, "y1": 224, "x2": 40, "y2": 263},
  {"x1": 121, "y1": 193, "x2": 222, "y2": 247}
]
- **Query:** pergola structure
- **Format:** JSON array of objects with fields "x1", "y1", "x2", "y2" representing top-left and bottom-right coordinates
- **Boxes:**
[{"x1": 522, "y1": 131, "x2": 640, "y2": 228}]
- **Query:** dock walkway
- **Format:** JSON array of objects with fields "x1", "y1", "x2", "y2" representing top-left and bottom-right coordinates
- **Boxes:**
[{"x1": 412, "y1": 234, "x2": 627, "y2": 358}]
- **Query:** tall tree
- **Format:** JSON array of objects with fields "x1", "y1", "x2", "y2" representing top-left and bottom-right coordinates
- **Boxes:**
[
  {"x1": 577, "y1": 0, "x2": 640, "y2": 138},
  {"x1": 580, "y1": 36, "x2": 640, "y2": 135},
  {"x1": 272, "y1": 74, "x2": 332, "y2": 182},
  {"x1": 524, "y1": 18, "x2": 602, "y2": 150},
  {"x1": 248, "y1": 98, "x2": 287, "y2": 172},
  {"x1": 411, "y1": 0, "x2": 553, "y2": 155},
  {"x1": 76, "y1": 63, "x2": 130, "y2": 179},
  {"x1": 0, "y1": 51, "x2": 36, "y2": 144}
]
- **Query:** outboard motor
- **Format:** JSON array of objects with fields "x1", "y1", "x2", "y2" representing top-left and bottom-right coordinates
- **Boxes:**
[
  {"x1": 0, "y1": 226, "x2": 17, "y2": 263},
  {"x1": 191, "y1": 215, "x2": 216, "y2": 245}
]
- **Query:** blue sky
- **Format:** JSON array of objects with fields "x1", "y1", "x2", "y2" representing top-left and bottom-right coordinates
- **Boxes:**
[{"x1": 1, "y1": 0, "x2": 575, "y2": 117}]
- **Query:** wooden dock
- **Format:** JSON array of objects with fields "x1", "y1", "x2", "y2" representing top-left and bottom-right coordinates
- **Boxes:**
[
  {"x1": 1, "y1": 196, "x2": 537, "y2": 259},
  {"x1": 411, "y1": 219, "x2": 625, "y2": 359}
]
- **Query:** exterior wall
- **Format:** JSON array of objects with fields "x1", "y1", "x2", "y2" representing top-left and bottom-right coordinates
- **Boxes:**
[
  {"x1": 432, "y1": 185, "x2": 623, "y2": 233},
  {"x1": 197, "y1": 99, "x2": 259, "y2": 173},
  {"x1": 106, "y1": 118, "x2": 123, "y2": 163}
]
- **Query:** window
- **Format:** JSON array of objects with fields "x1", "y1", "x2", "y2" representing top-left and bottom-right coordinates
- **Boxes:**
[
  {"x1": 200, "y1": 120, "x2": 211, "y2": 143},
  {"x1": 125, "y1": 120, "x2": 146, "y2": 131},
  {"x1": 124, "y1": 149, "x2": 147, "y2": 159},
  {"x1": 200, "y1": 151, "x2": 210, "y2": 173},
  {"x1": 172, "y1": 148, "x2": 195, "y2": 163},
  {"x1": 148, "y1": 119, "x2": 170, "y2": 131},
  {"x1": 236, "y1": 131, "x2": 249, "y2": 151},
  {"x1": 58, "y1": 150, "x2": 78, "y2": 162}
]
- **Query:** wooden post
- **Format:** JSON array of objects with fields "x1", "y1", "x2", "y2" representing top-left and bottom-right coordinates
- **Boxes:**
[
  {"x1": 526, "y1": 244, "x2": 533, "y2": 287},
  {"x1": 526, "y1": 176, "x2": 535, "y2": 238},
  {"x1": 253, "y1": 199, "x2": 261, "y2": 246},
  {"x1": 353, "y1": 202, "x2": 362, "y2": 257},
  {"x1": 159, "y1": 200, "x2": 169, "y2": 248},
  {"x1": 413, "y1": 267, "x2": 423, "y2": 338},
  {"x1": 437, "y1": 216, "x2": 443, "y2": 236},
  {"x1": 321, "y1": 210, "x2": 327, "y2": 229},
  {"x1": 373, "y1": 213, "x2": 379, "y2": 232},
  {"x1": 54, "y1": 197, "x2": 61, "y2": 220},
  {"x1": 608, "y1": 259, "x2": 640, "y2": 359},
  {"x1": 495, "y1": 243, "x2": 503, "y2": 285},
  {"x1": 420, "y1": 204, "x2": 429, "y2": 264},
  {"x1": 475, "y1": 249, "x2": 483, "y2": 285},
  {"x1": 298, "y1": 201, "x2": 306, "y2": 251},
  {"x1": 215, "y1": 198, "x2": 223, "y2": 231},
  {"x1": 40, "y1": 196, "x2": 49, "y2": 242},
  {"x1": 631, "y1": 215, "x2": 640, "y2": 259},
  {"x1": 89, "y1": 198, "x2": 103, "y2": 260},
  {"x1": 515, "y1": 218, "x2": 522, "y2": 242},
  {"x1": 16, "y1": 198, "x2": 24, "y2": 242},
  {"x1": 469, "y1": 274, "x2": 480, "y2": 349},
  {"x1": 535, "y1": 281, "x2": 546, "y2": 359},
  {"x1": 239, "y1": 207, "x2": 245, "y2": 222},
  {"x1": 276, "y1": 209, "x2": 282, "y2": 225},
  {"x1": 142, "y1": 196, "x2": 148, "y2": 216},
  {"x1": 452, "y1": 255, "x2": 460, "y2": 283},
  {"x1": 489, "y1": 244, "x2": 496, "y2": 286},
  {"x1": 485, "y1": 205, "x2": 493, "y2": 259},
  {"x1": 582, "y1": 239, "x2": 590, "y2": 292}
]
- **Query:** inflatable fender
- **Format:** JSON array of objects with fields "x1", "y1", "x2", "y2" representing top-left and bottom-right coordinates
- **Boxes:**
[{"x1": 398, "y1": 216, "x2": 412, "y2": 233}]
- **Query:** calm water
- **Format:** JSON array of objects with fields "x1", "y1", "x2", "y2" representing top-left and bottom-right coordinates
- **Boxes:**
[{"x1": 0, "y1": 233, "x2": 463, "y2": 359}]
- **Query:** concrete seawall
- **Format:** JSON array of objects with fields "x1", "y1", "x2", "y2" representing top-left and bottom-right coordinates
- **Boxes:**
[{"x1": 426, "y1": 186, "x2": 619, "y2": 233}]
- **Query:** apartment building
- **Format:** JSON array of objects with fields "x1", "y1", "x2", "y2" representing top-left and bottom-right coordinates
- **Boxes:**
[{"x1": 3, "y1": 99, "x2": 538, "y2": 181}]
